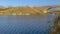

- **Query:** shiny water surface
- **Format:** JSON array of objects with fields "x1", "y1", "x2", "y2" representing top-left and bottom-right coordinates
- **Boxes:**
[{"x1": 0, "y1": 14, "x2": 56, "y2": 34}]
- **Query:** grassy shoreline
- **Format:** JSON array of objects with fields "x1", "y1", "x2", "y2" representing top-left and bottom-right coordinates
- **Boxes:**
[{"x1": 51, "y1": 16, "x2": 60, "y2": 34}]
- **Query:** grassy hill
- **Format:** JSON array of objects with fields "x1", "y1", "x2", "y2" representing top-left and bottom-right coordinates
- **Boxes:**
[
  {"x1": 0, "y1": 6, "x2": 60, "y2": 15},
  {"x1": 0, "y1": 6, "x2": 60, "y2": 34}
]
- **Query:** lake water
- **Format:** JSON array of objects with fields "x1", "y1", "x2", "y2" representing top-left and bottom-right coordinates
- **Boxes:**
[{"x1": 0, "y1": 14, "x2": 56, "y2": 34}]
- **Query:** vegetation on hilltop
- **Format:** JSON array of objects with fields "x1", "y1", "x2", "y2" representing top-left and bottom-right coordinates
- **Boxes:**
[
  {"x1": 0, "y1": 6, "x2": 60, "y2": 15},
  {"x1": 0, "y1": 6, "x2": 48, "y2": 15}
]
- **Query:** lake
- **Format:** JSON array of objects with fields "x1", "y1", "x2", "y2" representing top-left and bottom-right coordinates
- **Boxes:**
[{"x1": 0, "y1": 14, "x2": 56, "y2": 34}]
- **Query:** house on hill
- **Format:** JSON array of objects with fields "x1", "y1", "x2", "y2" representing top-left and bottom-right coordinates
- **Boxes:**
[{"x1": 48, "y1": 8, "x2": 60, "y2": 16}]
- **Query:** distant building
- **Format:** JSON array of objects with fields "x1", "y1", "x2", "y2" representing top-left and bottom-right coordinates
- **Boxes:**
[
  {"x1": 48, "y1": 8, "x2": 60, "y2": 12},
  {"x1": 48, "y1": 8, "x2": 60, "y2": 16},
  {"x1": 43, "y1": 10, "x2": 48, "y2": 13}
]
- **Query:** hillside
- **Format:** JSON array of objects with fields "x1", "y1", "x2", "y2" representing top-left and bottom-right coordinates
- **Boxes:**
[{"x1": 0, "y1": 6, "x2": 60, "y2": 15}]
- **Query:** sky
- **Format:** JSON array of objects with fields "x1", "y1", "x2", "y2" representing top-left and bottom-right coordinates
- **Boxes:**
[{"x1": 0, "y1": 0, "x2": 60, "y2": 7}]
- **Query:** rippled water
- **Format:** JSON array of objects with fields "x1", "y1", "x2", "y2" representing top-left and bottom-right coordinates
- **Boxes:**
[{"x1": 0, "y1": 14, "x2": 56, "y2": 34}]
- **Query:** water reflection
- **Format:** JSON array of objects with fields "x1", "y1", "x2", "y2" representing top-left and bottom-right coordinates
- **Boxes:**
[{"x1": 0, "y1": 15, "x2": 56, "y2": 34}]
